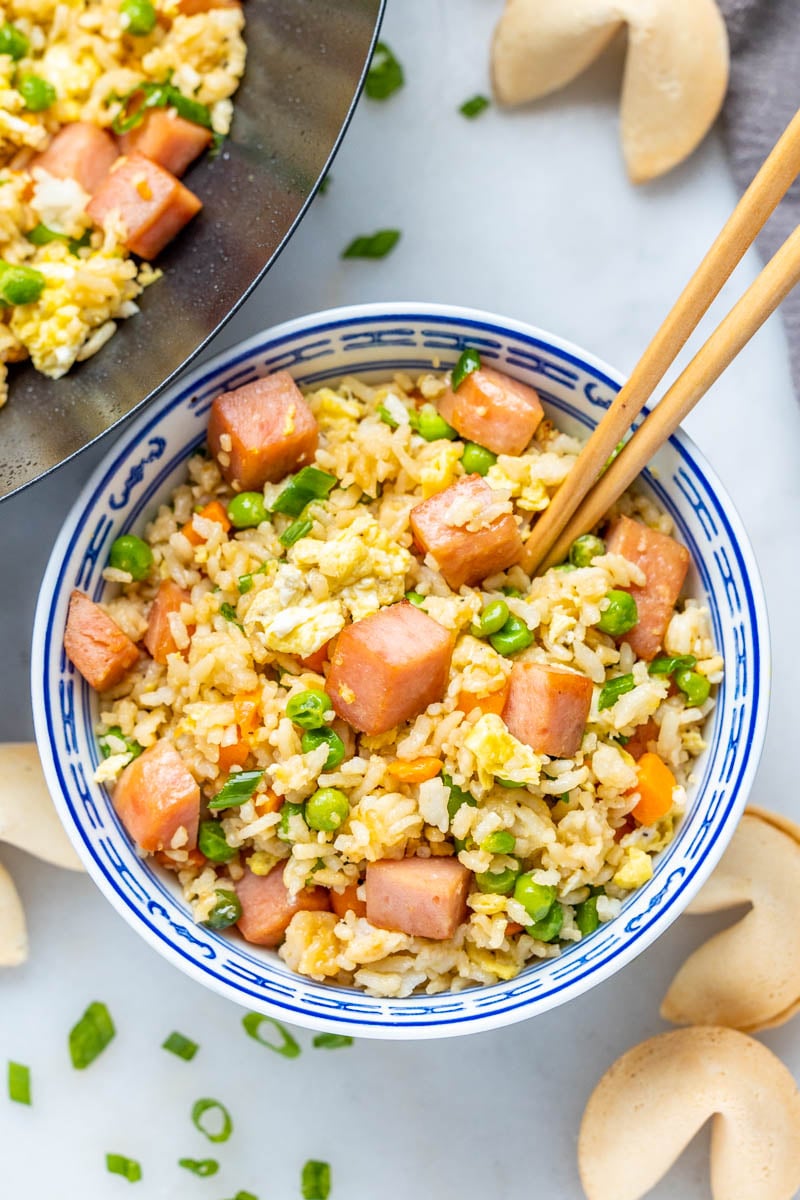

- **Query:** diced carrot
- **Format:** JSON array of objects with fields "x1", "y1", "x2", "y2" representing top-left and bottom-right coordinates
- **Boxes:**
[
  {"x1": 257, "y1": 788, "x2": 283, "y2": 815},
  {"x1": 234, "y1": 689, "x2": 262, "y2": 739},
  {"x1": 456, "y1": 683, "x2": 510, "y2": 717},
  {"x1": 181, "y1": 499, "x2": 231, "y2": 546},
  {"x1": 217, "y1": 738, "x2": 250, "y2": 773},
  {"x1": 331, "y1": 881, "x2": 367, "y2": 919},
  {"x1": 506, "y1": 922, "x2": 524, "y2": 936},
  {"x1": 631, "y1": 752, "x2": 677, "y2": 825},
  {"x1": 143, "y1": 578, "x2": 189, "y2": 665},
  {"x1": 388, "y1": 757, "x2": 444, "y2": 784}
]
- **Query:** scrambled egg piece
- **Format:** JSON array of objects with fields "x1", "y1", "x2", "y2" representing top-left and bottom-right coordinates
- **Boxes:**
[
  {"x1": 290, "y1": 512, "x2": 411, "y2": 622},
  {"x1": 613, "y1": 847, "x2": 654, "y2": 889},
  {"x1": 244, "y1": 564, "x2": 345, "y2": 658},
  {"x1": 464, "y1": 714, "x2": 542, "y2": 788},
  {"x1": 487, "y1": 451, "x2": 574, "y2": 513},
  {"x1": 309, "y1": 386, "x2": 361, "y2": 427},
  {"x1": 419, "y1": 441, "x2": 463, "y2": 499}
]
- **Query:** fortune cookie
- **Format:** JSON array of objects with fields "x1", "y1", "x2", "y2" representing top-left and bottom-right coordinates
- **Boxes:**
[
  {"x1": 0, "y1": 743, "x2": 83, "y2": 967},
  {"x1": 579, "y1": 1027, "x2": 800, "y2": 1200},
  {"x1": 491, "y1": 0, "x2": 730, "y2": 183},
  {"x1": 661, "y1": 807, "x2": 800, "y2": 1033}
]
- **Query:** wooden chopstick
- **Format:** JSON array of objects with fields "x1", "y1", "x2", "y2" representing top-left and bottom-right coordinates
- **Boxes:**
[
  {"x1": 537, "y1": 219, "x2": 800, "y2": 568},
  {"x1": 520, "y1": 107, "x2": 800, "y2": 576}
]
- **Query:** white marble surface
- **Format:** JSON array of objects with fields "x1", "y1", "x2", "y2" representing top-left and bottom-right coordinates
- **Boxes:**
[{"x1": 2, "y1": 1, "x2": 799, "y2": 1196}]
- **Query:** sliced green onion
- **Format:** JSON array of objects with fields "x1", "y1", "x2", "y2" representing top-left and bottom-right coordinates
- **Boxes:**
[
  {"x1": 497, "y1": 778, "x2": 526, "y2": 789},
  {"x1": 209, "y1": 769, "x2": 264, "y2": 810},
  {"x1": 365, "y1": 41, "x2": 403, "y2": 100},
  {"x1": 106, "y1": 1154, "x2": 142, "y2": 1183},
  {"x1": 301, "y1": 1160, "x2": 331, "y2": 1200},
  {"x1": 649, "y1": 654, "x2": 697, "y2": 677},
  {"x1": 162, "y1": 1031, "x2": 198, "y2": 1061},
  {"x1": 7, "y1": 1061, "x2": 30, "y2": 1105},
  {"x1": 443, "y1": 772, "x2": 477, "y2": 822},
  {"x1": 404, "y1": 590, "x2": 426, "y2": 608},
  {"x1": 280, "y1": 517, "x2": 313, "y2": 548},
  {"x1": 0, "y1": 261, "x2": 45, "y2": 305},
  {"x1": 69, "y1": 1001, "x2": 115, "y2": 1069},
  {"x1": 377, "y1": 404, "x2": 399, "y2": 429},
  {"x1": 99, "y1": 726, "x2": 143, "y2": 760},
  {"x1": 178, "y1": 1158, "x2": 218, "y2": 1177},
  {"x1": 27, "y1": 222, "x2": 90, "y2": 255},
  {"x1": 238, "y1": 573, "x2": 253, "y2": 594},
  {"x1": 111, "y1": 79, "x2": 213, "y2": 135},
  {"x1": 451, "y1": 348, "x2": 481, "y2": 391},
  {"x1": 271, "y1": 466, "x2": 338, "y2": 517},
  {"x1": 219, "y1": 601, "x2": 240, "y2": 626},
  {"x1": 278, "y1": 800, "x2": 306, "y2": 843},
  {"x1": 459, "y1": 94, "x2": 490, "y2": 118},
  {"x1": 597, "y1": 673, "x2": 636, "y2": 711},
  {"x1": 242, "y1": 1013, "x2": 301, "y2": 1058},
  {"x1": 312, "y1": 1033, "x2": 353, "y2": 1049},
  {"x1": 191, "y1": 1098, "x2": 233, "y2": 1144},
  {"x1": 198, "y1": 819, "x2": 236, "y2": 864},
  {"x1": 342, "y1": 229, "x2": 400, "y2": 260}
]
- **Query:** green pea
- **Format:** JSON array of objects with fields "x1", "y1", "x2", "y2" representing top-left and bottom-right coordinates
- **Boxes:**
[
  {"x1": 119, "y1": 0, "x2": 157, "y2": 34},
  {"x1": 198, "y1": 820, "x2": 235, "y2": 864},
  {"x1": 301, "y1": 726, "x2": 346, "y2": 770},
  {"x1": 475, "y1": 863, "x2": 520, "y2": 895},
  {"x1": 501, "y1": 585, "x2": 523, "y2": 598},
  {"x1": 552, "y1": 563, "x2": 576, "y2": 574},
  {"x1": 286, "y1": 689, "x2": 331, "y2": 730},
  {"x1": 649, "y1": 654, "x2": 696, "y2": 677},
  {"x1": 575, "y1": 895, "x2": 600, "y2": 936},
  {"x1": 416, "y1": 405, "x2": 458, "y2": 442},
  {"x1": 18, "y1": 74, "x2": 56, "y2": 112},
  {"x1": 0, "y1": 262, "x2": 45, "y2": 305},
  {"x1": 0, "y1": 23, "x2": 29, "y2": 60},
  {"x1": 481, "y1": 830, "x2": 516, "y2": 855},
  {"x1": 597, "y1": 673, "x2": 635, "y2": 711},
  {"x1": 108, "y1": 533, "x2": 153, "y2": 580},
  {"x1": 305, "y1": 787, "x2": 350, "y2": 832},
  {"x1": 226, "y1": 491, "x2": 267, "y2": 529},
  {"x1": 674, "y1": 667, "x2": 711, "y2": 706},
  {"x1": 597, "y1": 589, "x2": 638, "y2": 636},
  {"x1": 238, "y1": 573, "x2": 253, "y2": 594},
  {"x1": 443, "y1": 773, "x2": 477, "y2": 821},
  {"x1": 526, "y1": 901, "x2": 564, "y2": 943},
  {"x1": 471, "y1": 599, "x2": 509, "y2": 638},
  {"x1": 461, "y1": 442, "x2": 497, "y2": 476},
  {"x1": 489, "y1": 615, "x2": 533, "y2": 656},
  {"x1": 513, "y1": 873, "x2": 557, "y2": 923},
  {"x1": 204, "y1": 889, "x2": 241, "y2": 930},
  {"x1": 405, "y1": 590, "x2": 426, "y2": 608},
  {"x1": 569, "y1": 534, "x2": 605, "y2": 568},
  {"x1": 278, "y1": 801, "x2": 306, "y2": 843}
]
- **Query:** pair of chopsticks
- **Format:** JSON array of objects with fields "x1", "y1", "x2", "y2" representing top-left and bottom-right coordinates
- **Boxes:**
[{"x1": 521, "y1": 109, "x2": 800, "y2": 576}]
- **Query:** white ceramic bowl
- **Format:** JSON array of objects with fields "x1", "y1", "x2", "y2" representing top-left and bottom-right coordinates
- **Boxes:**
[{"x1": 32, "y1": 303, "x2": 770, "y2": 1039}]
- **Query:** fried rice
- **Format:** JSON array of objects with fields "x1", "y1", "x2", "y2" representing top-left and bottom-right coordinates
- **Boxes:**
[{"x1": 88, "y1": 368, "x2": 723, "y2": 998}]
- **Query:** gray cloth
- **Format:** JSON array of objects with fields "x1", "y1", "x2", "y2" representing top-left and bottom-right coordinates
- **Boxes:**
[{"x1": 718, "y1": 0, "x2": 800, "y2": 394}]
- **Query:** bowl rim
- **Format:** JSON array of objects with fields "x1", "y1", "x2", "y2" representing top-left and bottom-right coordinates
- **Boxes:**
[{"x1": 31, "y1": 301, "x2": 771, "y2": 1039}]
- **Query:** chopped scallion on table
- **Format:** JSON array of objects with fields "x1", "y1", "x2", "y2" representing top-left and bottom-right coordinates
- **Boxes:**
[
  {"x1": 459, "y1": 94, "x2": 490, "y2": 118},
  {"x1": 301, "y1": 1160, "x2": 331, "y2": 1200},
  {"x1": 191, "y1": 1098, "x2": 233, "y2": 1144},
  {"x1": 208, "y1": 769, "x2": 264, "y2": 810},
  {"x1": 341, "y1": 229, "x2": 400, "y2": 260},
  {"x1": 7, "y1": 1061, "x2": 30, "y2": 1105},
  {"x1": 178, "y1": 1158, "x2": 218, "y2": 1177},
  {"x1": 365, "y1": 41, "x2": 404, "y2": 100},
  {"x1": 312, "y1": 1033, "x2": 353, "y2": 1050},
  {"x1": 242, "y1": 1013, "x2": 301, "y2": 1058},
  {"x1": 106, "y1": 1154, "x2": 142, "y2": 1183},
  {"x1": 162, "y1": 1031, "x2": 198, "y2": 1061},
  {"x1": 69, "y1": 1001, "x2": 115, "y2": 1069}
]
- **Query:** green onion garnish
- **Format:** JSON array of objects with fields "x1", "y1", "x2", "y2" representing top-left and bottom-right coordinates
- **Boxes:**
[
  {"x1": 377, "y1": 404, "x2": 399, "y2": 429},
  {"x1": 238, "y1": 573, "x2": 253, "y2": 594},
  {"x1": 271, "y1": 466, "x2": 338, "y2": 517},
  {"x1": 279, "y1": 517, "x2": 313, "y2": 549},
  {"x1": 364, "y1": 41, "x2": 404, "y2": 100},
  {"x1": 404, "y1": 590, "x2": 426, "y2": 609},
  {"x1": 342, "y1": 229, "x2": 401, "y2": 260},
  {"x1": 301, "y1": 1160, "x2": 331, "y2": 1200},
  {"x1": 69, "y1": 1001, "x2": 115, "y2": 1069},
  {"x1": 451, "y1": 348, "x2": 481, "y2": 391},
  {"x1": 649, "y1": 654, "x2": 697, "y2": 677},
  {"x1": 27, "y1": 222, "x2": 91, "y2": 255},
  {"x1": 459, "y1": 94, "x2": 490, "y2": 118},
  {"x1": 198, "y1": 819, "x2": 236, "y2": 863},
  {"x1": 597, "y1": 673, "x2": 636, "y2": 711},
  {"x1": 99, "y1": 726, "x2": 143, "y2": 760},
  {"x1": 178, "y1": 1158, "x2": 218, "y2": 1177},
  {"x1": 219, "y1": 601, "x2": 241, "y2": 626},
  {"x1": 106, "y1": 1154, "x2": 142, "y2": 1183},
  {"x1": 7, "y1": 1061, "x2": 31, "y2": 1105},
  {"x1": 209, "y1": 769, "x2": 263, "y2": 810},
  {"x1": 111, "y1": 79, "x2": 212, "y2": 135},
  {"x1": 191, "y1": 1098, "x2": 233, "y2": 1144},
  {"x1": 242, "y1": 1013, "x2": 301, "y2": 1058},
  {"x1": 443, "y1": 773, "x2": 477, "y2": 821},
  {"x1": 162, "y1": 1031, "x2": 198, "y2": 1061},
  {"x1": 312, "y1": 1034, "x2": 353, "y2": 1050}
]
